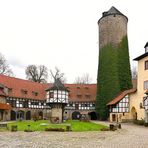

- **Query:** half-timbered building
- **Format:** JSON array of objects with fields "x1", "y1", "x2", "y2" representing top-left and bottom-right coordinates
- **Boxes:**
[{"x1": 0, "y1": 74, "x2": 97, "y2": 121}]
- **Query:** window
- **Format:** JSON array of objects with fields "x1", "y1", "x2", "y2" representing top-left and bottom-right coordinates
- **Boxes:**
[
  {"x1": 77, "y1": 95, "x2": 82, "y2": 99},
  {"x1": 85, "y1": 87, "x2": 89, "y2": 90},
  {"x1": 32, "y1": 91, "x2": 38, "y2": 96},
  {"x1": 145, "y1": 60, "x2": 148, "y2": 70},
  {"x1": 144, "y1": 81, "x2": 148, "y2": 90},
  {"x1": 21, "y1": 89, "x2": 27, "y2": 94},
  {"x1": 50, "y1": 92, "x2": 54, "y2": 98},
  {"x1": 77, "y1": 87, "x2": 80, "y2": 89},
  {"x1": 8, "y1": 88, "x2": 12, "y2": 93},
  {"x1": 85, "y1": 95, "x2": 90, "y2": 99}
]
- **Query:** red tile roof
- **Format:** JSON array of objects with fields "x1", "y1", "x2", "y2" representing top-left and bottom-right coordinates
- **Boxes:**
[
  {"x1": 65, "y1": 84, "x2": 96, "y2": 102},
  {"x1": 0, "y1": 75, "x2": 97, "y2": 102},
  {"x1": 107, "y1": 88, "x2": 137, "y2": 106},
  {"x1": 0, "y1": 103, "x2": 12, "y2": 110},
  {"x1": 0, "y1": 74, "x2": 50, "y2": 100}
]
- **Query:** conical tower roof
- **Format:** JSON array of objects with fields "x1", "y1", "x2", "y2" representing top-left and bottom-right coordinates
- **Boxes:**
[
  {"x1": 47, "y1": 78, "x2": 68, "y2": 91},
  {"x1": 98, "y1": 6, "x2": 128, "y2": 23},
  {"x1": 107, "y1": 6, "x2": 123, "y2": 15}
]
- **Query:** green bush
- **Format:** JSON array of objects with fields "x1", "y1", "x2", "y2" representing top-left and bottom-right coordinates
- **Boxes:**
[
  {"x1": 133, "y1": 119, "x2": 145, "y2": 125},
  {"x1": 144, "y1": 122, "x2": 148, "y2": 127},
  {"x1": 45, "y1": 128, "x2": 65, "y2": 132}
]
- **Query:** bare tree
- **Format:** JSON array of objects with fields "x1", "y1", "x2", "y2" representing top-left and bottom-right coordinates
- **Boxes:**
[
  {"x1": 132, "y1": 66, "x2": 137, "y2": 79},
  {"x1": 74, "y1": 73, "x2": 92, "y2": 84},
  {"x1": 25, "y1": 65, "x2": 48, "y2": 83},
  {"x1": 0, "y1": 53, "x2": 13, "y2": 76},
  {"x1": 50, "y1": 67, "x2": 66, "y2": 83}
]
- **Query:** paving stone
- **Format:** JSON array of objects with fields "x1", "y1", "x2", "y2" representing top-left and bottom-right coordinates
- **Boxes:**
[{"x1": 0, "y1": 122, "x2": 148, "y2": 148}]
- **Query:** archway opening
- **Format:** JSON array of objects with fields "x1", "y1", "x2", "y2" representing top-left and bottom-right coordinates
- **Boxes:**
[
  {"x1": 131, "y1": 107, "x2": 137, "y2": 120},
  {"x1": 38, "y1": 111, "x2": 43, "y2": 120},
  {"x1": 17, "y1": 110, "x2": 25, "y2": 120},
  {"x1": 11, "y1": 110, "x2": 16, "y2": 120},
  {"x1": 0, "y1": 110, "x2": 4, "y2": 121},
  {"x1": 26, "y1": 111, "x2": 31, "y2": 120},
  {"x1": 88, "y1": 112, "x2": 98, "y2": 120},
  {"x1": 72, "y1": 111, "x2": 81, "y2": 120}
]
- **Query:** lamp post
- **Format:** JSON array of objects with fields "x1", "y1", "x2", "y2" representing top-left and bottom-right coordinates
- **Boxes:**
[{"x1": 46, "y1": 78, "x2": 69, "y2": 123}]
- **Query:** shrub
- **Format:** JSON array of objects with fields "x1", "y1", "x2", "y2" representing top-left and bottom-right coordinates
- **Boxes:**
[
  {"x1": 144, "y1": 122, "x2": 148, "y2": 127},
  {"x1": 45, "y1": 128, "x2": 65, "y2": 132},
  {"x1": 100, "y1": 127, "x2": 110, "y2": 131},
  {"x1": 133, "y1": 119, "x2": 145, "y2": 125}
]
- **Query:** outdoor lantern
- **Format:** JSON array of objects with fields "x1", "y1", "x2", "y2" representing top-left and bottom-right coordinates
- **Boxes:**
[
  {"x1": 145, "y1": 90, "x2": 148, "y2": 96},
  {"x1": 46, "y1": 78, "x2": 69, "y2": 123},
  {"x1": 139, "y1": 102, "x2": 145, "y2": 109}
]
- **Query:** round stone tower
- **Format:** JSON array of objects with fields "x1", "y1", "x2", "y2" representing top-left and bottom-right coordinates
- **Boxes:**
[
  {"x1": 98, "y1": 6, "x2": 128, "y2": 49},
  {"x1": 96, "y1": 7, "x2": 132, "y2": 120}
]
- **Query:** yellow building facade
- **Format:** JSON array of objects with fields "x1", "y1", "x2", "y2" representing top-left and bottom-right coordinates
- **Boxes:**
[{"x1": 108, "y1": 43, "x2": 148, "y2": 122}]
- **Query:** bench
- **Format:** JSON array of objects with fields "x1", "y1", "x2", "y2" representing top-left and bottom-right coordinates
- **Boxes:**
[{"x1": 0, "y1": 123, "x2": 8, "y2": 130}]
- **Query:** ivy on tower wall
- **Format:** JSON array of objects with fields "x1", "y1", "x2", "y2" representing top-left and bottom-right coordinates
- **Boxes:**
[{"x1": 96, "y1": 36, "x2": 132, "y2": 120}]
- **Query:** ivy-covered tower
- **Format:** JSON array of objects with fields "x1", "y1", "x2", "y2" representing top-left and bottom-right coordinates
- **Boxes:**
[{"x1": 96, "y1": 7, "x2": 133, "y2": 120}]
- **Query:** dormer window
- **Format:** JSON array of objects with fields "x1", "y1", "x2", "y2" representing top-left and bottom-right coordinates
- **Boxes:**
[
  {"x1": 85, "y1": 87, "x2": 89, "y2": 90},
  {"x1": 85, "y1": 94, "x2": 91, "y2": 99},
  {"x1": 0, "y1": 84, "x2": 4, "y2": 90},
  {"x1": 32, "y1": 91, "x2": 38, "y2": 96},
  {"x1": 77, "y1": 94, "x2": 82, "y2": 99},
  {"x1": 8, "y1": 88, "x2": 12, "y2": 93},
  {"x1": 21, "y1": 89, "x2": 27, "y2": 94}
]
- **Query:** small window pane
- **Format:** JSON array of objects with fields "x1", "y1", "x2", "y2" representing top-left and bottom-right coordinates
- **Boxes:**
[{"x1": 144, "y1": 81, "x2": 148, "y2": 90}]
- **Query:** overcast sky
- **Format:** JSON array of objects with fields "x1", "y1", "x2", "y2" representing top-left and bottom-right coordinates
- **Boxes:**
[{"x1": 0, "y1": 0, "x2": 147, "y2": 83}]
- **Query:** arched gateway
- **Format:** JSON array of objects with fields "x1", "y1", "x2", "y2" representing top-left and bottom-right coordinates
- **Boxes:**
[
  {"x1": 72, "y1": 111, "x2": 81, "y2": 120},
  {"x1": 26, "y1": 111, "x2": 31, "y2": 120},
  {"x1": 11, "y1": 110, "x2": 16, "y2": 120},
  {"x1": 88, "y1": 112, "x2": 98, "y2": 120},
  {"x1": 131, "y1": 107, "x2": 137, "y2": 120}
]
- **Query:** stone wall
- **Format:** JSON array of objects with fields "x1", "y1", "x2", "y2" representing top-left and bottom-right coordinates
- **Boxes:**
[{"x1": 98, "y1": 14, "x2": 128, "y2": 49}]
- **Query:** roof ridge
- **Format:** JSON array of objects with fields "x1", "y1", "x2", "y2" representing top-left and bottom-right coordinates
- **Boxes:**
[
  {"x1": 109, "y1": 6, "x2": 122, "y2": 14},
  {"x1": 0, "y1": 75, "x2": 96, "y2": 86},
  {"x1": 0, "y1": 74, "x2": 51, "y2": 86}
]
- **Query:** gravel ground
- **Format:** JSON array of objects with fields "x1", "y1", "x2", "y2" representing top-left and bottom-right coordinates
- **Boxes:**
[{"x1": 0, "y1": 122, "x2": 148, "y2": 148}]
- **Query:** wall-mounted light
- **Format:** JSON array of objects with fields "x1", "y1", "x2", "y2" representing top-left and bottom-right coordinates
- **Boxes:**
[
  {"x1": 145, "y1": 90, "x2": 148, "y2": 96},
  {"x1": 139, "y1": 102, "x2": 145, "y2": 109}
]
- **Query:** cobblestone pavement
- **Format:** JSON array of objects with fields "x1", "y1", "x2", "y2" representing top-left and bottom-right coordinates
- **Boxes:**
[{"x1": 0, "y1": 122, "x2": 148, "y2": 148}]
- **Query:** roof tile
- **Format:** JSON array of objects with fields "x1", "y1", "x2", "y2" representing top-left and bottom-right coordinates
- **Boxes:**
[{"x1": 107, "y1": 88, "x2": 137, "y2": 106}]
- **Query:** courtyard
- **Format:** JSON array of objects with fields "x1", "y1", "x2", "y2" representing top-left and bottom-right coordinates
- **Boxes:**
[{"x1": 0, "y1": 122, "x2": 148, "y2": 148}]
